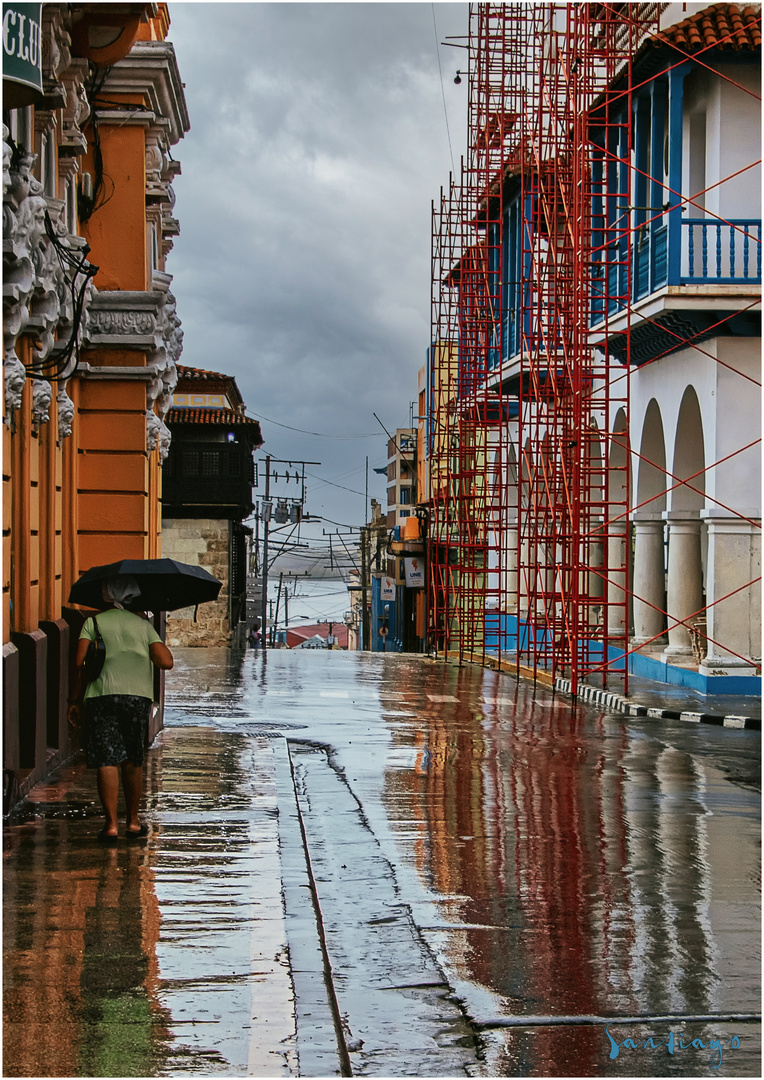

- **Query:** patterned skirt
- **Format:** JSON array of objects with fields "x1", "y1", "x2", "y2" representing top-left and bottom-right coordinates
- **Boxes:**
[{"x1": 83, "y1": 694, "x2": 152, "y2": 768}]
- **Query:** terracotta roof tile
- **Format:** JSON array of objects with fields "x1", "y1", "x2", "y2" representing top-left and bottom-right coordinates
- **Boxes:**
[
  {"x1": 654, "y1": 3, "x2": 761, "y2": 53},
  {"x1": 175, "y1": 365, "x2": 231, "y2": 382},
  {"x1": 166, "y1": 406, "x2": 263, "y2": 435}
]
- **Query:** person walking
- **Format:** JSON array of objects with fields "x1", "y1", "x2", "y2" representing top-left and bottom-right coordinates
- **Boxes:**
[{"x1": 70, "y1": 576, "x2": 173, "y2": 844}]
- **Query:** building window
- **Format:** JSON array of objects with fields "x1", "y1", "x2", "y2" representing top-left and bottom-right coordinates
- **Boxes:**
[
  {"x1": 8, "y1": 106, "x2": 32, "y2": 153},
  {"x1": 150, "y1": 223, "x2": 159, "y2": 270},
  {"x1": 65, "y1": 176, "x2": 77, "y2": 234},
  {"x1": 399, "y1": 487, "x2": 411, "y2": 504},
  {"x1": 399, "y1": 509, "x2": 410, "y2": 518}
]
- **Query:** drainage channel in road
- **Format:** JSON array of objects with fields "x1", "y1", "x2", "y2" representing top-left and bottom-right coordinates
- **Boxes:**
[{"x1": 277, "y1": 738, "x2": 483, "y2": 1078}]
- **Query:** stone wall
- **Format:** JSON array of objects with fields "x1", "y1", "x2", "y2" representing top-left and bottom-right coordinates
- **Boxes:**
[{"x1": 162, "y1": 518, "x2": 230, "y2": 646}]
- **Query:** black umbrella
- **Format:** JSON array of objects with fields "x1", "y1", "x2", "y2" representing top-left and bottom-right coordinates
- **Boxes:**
[{"x1": 68, "y1": 558, "x2": 222, "y2": 612}]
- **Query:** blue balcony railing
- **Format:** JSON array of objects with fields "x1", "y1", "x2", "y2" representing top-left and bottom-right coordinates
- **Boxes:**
[
  {"x1": 681, "y1": 218, "x2": 762, "y2": 284},
  {"x1": 505, "y1": 217, "x2": 762, "y2": 349},
  {"x1": 590, "y1": 216, "x2": 761, "y2": 326}
]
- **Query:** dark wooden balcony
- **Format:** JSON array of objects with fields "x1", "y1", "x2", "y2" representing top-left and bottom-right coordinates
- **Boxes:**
[{"x1": 162, "y1": 440, "x2": 255, "y2": 519}]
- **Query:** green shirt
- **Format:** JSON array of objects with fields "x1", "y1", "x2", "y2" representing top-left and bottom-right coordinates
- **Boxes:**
[{"x1": 80, "y1": 609, "x2": 162, "y2": 701}]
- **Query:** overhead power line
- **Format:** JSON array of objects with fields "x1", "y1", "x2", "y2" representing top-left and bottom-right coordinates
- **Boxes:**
[{"x1": 248, "y1": 410, "x2": 378, "y2": 439}]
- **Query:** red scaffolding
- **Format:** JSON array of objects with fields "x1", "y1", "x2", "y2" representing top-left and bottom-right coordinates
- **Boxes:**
[{"x1": 428, "y1": 3, "x2": 761, "y2": 696}]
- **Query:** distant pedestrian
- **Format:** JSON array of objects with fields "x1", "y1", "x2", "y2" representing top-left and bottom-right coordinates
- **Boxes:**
[
  {"x1": 70, "y1": 576, "x2": 173, "y2": 844},
  {"x1": 249, "y1": 623, "x2": 261, "y2": 650}
]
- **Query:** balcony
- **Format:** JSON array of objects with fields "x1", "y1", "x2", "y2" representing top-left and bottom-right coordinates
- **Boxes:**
[
  {"x1": 163, "y1": 441, "x2": 255, "y2": 519},
  {"x1": 680, "y1": 219, "x2": 762, "y2": 285},
  {"x1": 594, "y1": 216, "x2": 761, "y2": 323},
  {"x1": 488, "y1": 215, "x2": 761, "y2": 382}
]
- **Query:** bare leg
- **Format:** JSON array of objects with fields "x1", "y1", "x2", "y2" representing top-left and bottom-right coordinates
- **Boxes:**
[
  {"x1": 96, "y1": 766, "x2": 120, "y2": 835},
  {"x1": 121, "y1": 762, "x2": 144, "y2": 832}
]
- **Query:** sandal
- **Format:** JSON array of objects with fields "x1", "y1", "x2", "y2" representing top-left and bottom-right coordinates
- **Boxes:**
[
  {"x1": 125, "y1": 823, "x2": 149, "y2": 841},
  {"x1": 97, "y1": 829, "x2": 119, "y2": 846}
]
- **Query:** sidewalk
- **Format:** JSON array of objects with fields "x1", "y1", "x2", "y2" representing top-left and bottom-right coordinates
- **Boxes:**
[
  {"x1": 554, "y1": 671, "x2": 761, "y2": 727},
  {"x1": 3, "y1": 726, "x2": 341, "y2": 1078}
]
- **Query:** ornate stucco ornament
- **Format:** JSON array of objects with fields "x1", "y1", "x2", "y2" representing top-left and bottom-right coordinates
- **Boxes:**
[
  {"x1": 84, "y1": 291, "x2": 165, "y2": 349},
  {"x1": 56, "y1": 383, "x2": 75, "y2": 440},
  {"x1": 31, "y1": 378, "x2": 52, "y2": 429},
  {"x1": 3, "y1": 133, "x2": 43, "y2": 421},
  {"x1": 146, "y1": 287, "x2": 183, "y2": 461},
  {"x1": 3, "y1": 103, "x2": 96, "y2": 429}
]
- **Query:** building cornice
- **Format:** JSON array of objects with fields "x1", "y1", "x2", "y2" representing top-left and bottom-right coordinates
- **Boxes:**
[{"x1": 99, "y1": 40, "x2": 190, "y2": 144}]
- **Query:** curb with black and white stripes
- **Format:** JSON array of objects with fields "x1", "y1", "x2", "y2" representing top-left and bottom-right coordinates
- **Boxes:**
[{"x1": 554, "y1": 678, "x2": 761, "y2": 730}]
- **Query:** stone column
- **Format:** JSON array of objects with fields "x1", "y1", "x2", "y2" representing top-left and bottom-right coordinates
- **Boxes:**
[
  {"x1": 631, "y1": 516, "x2": 667, "y2": 646},
  {"x1": 587, "y1": 527, "x2": 605, "y2": 631},
  {"x1": 699, "y1": 511, "x2": 761, "y2": 676},
  {"x1": 503, "y1": 519, "x2": 518, "y2": 612},
  {"x1": 607, "y1": 523, "x2": 628, "y2": 639},
  {"x1": 662, "y1": 512, "x2": 703, "y2": 659},
  {"x1": 519, "y1": 534, "x2": 531, "y2": 618}
]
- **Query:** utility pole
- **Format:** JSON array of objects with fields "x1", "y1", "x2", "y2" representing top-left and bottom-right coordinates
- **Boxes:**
[
  {"x1": 261, "y1": 455, "x2": 271, "y2": 651},
  {"x1": 360, "y1": 525, "x2": 370, "y2": 650},
  {"x1": 272, "y1": 572, "x2": 284, "y2": 646},
  {"x1": 257, "y1": 455, "x2": 320, "y2": 651},
  {"x1": 284, "y1": 586, "x2": 289, "y2": 631}
]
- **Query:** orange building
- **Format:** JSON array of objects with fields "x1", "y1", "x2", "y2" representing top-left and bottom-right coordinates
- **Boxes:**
[{"x1": 3, "y1": 3, "x2": 189, "y2": 810}]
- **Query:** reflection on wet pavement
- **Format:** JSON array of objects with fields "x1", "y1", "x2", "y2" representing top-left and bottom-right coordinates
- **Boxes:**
[
  {"x1": 146, "y1": 729, "x2": 295, "y2": 1076},
  {"x1": 4, "y1": 726, "x2": 296, "y2": 1078},
  {"x1": 166, "y1": 648, "x2": 760, "y2": 1076},
  {"x1": 288, "y1": 740, "x2": 478, "y2": 1076},
  {"x1": 5, "y1": 647, "x2": 761, "y2": 1077},
  {"x1": 3, "y1": 819, "x2": 172, "y2": 1077}
]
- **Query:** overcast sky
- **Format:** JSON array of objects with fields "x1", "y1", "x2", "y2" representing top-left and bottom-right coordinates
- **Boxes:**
[{"x1": 167, "y1": 1, "x2": 468, "y2": 544}]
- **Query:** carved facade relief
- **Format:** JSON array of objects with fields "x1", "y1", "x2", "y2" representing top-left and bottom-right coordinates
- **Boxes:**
[
  {"x1": 146, "y1": 407, "x2": 162, "y2": 453},
  {"x1": 4, "y1": 353, "x2": 26, "y2": 417},
  {"x1": 157, "y1": 419, "x2": 172, "y2": 461},
  {"x1": 56, "y1": 382, "x2": 75, "y2": 440},
  {"x1": 41, "y1": 5, "x2": 72, "y2": 107},
  {"x1": 60, "y1": 59, "x2": 90, "y2": 155},
  {"x1": 4, "y1": 32, "x2": 187, "y2": 439},
  {"x1": 3, "y1": 109, "x2": 95, "y2": 428},
  {"x1": 145, "y1": 288, "x2": 183, "y2": 460},
  {"x1": 31, "y1": 378, "x2": 52, "y2": 428}
]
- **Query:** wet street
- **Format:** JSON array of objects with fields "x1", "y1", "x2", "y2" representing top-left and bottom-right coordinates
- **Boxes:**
[{"x1": 4, "y1": 649, "x2": 761, "y2": 1077}]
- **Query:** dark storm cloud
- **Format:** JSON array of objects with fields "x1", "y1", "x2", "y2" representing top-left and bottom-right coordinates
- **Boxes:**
[{"x1": 167, "y1": 2, "x2": 467, "y2": 523}]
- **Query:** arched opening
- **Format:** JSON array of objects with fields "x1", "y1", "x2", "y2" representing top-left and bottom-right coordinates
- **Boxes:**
[
  {"x1": 664, "y1": 386, "x2": 705, "y2": 657},
  {"x1": 637, "y1": 399, "x2": 668, "y2": 513},
  {"x1": 632, "y1": 400, "x2": 668, "y2": 645},
  {"x1": 584, "y1": 421, "x2": 605, "y2": 630},
  {"x1": 606, "y1": 410, "x2": 630, "y2": 639},
  {"x1": 518, "y1": 437, "x2": 533, "y2": 620},
  {"x1": 671, "y1": 386, "x2": 705, "y2": 512},
  {"x1": 503, "y1": 441, "x2": 519, "y2": 613}
]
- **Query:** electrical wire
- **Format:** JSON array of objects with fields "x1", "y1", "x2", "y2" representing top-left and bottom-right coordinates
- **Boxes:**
[
  {"x1": 306, "y1": 472, "x2": 366, "y2": 497},
  {"x1": 431, "y1": 3, "x2": 456, "y2": 176},
  {"x1": 28, "y1": 212, "x2": 98, "y2": 383},
  {"x1": 248, "y1": 410, "x2": 378, "y2": 439},
  {"x1": 79, "y1": 66, "x2": 115, "y2": 223}
]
